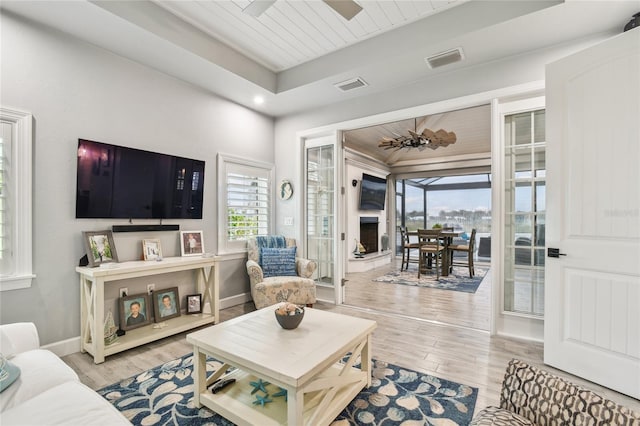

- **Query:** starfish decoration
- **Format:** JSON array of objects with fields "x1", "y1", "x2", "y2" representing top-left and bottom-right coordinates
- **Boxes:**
[
  {"x1": 252, "y1": 394, "x2": 273, "y2": 407},
  {"x1": 272, "y1": 387, "x2": 288, "y2": 402},
  {"x1": 249, "y1": 378, "x2": 270, "y2": 394}
]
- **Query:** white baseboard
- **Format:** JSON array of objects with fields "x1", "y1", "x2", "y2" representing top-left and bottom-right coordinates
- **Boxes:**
[
  {"x1": 220, "y1": 292, "x2": 252, "y2": 309},
  {"x1": 42, "y1": 336, "x2": 81, "y2": 358},
  {"x1": 45, "y1": 293, "x2": 253, "y2": 358}
]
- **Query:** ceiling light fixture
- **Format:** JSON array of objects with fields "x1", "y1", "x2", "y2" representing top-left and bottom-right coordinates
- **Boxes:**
[
  {"x1": 253, "y1": 95, "x2": 265, "y2": 105},
  {"x1": 378, "y1": 119, "x2": 457, "y2": 151}
]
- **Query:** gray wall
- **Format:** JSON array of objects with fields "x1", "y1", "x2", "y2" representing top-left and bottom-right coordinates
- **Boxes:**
[{"x1": 0, "y1": 13, "x2": 274, "y2": 345}]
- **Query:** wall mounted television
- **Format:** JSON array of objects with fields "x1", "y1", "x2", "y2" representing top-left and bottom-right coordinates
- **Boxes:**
[
  {"x1": 76, "y1": 139, "x2": 205, "y2": 219},
  {"x1": 359, "y1": 173, "x2": 387, "y2": 210}
]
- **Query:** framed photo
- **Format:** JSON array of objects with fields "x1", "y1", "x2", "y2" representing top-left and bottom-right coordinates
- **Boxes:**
[
  {"x1": 180, "y1": 231, "x2": 204, "y2": 256},
  {"x1": 186, "y1": 294, "x2": 202, "y2": 314},
  {"x1": 119, "y1": 293, "x2": 151, "y2": 331},
  {"x1": 142, "y1": 239, "x2": 162, "y2": 261},
  {"x1": 83, "y1": 230, "x2": 118, "y2": 267},
  {"x1": 153, "y1": 287, "x2": 181, "y2": 322}
]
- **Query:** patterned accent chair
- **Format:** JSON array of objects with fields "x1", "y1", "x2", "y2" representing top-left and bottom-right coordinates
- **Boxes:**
[
  {"x1": 470, "y1": 359, "x2": 640, "y2": 425},
  {"x1": 246, "y1": 236, "x2": 317, "y2": 309}
]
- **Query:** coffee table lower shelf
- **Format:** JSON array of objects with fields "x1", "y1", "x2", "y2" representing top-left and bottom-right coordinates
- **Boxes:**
[{"x1": 199, "y1": 364, "x2": 367, "y2": 426}]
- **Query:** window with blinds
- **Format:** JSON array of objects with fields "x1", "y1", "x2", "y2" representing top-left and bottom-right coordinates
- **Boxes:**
[
  {"x1": 217, "y1": 154, "x2": 273, "y2": 253},
  {"x1": 1, "y1": 107, "x2": 34, "y2": 291},
  {"x1": 227, "y1": 171, "x2": 269, "y2": 241},
  {"x1": 0, "y1": 126, "x2": 10, "y2": 274}
]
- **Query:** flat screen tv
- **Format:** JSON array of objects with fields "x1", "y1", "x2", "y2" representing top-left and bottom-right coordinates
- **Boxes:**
[
  {"x1": 76, "y1": 139, "x2": 205, "y2": 219},
  {"x1": 359, "y1": 173, "x2": 387, "y2": 210}
]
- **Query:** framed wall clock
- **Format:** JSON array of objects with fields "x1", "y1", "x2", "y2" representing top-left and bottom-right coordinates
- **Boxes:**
[{"x1": 279, "y1": 180, "x2": 293, "y2": 200}]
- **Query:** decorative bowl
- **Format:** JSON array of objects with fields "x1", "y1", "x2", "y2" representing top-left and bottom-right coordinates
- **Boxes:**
[{"x1": 275, "y1": 304, "x2": 305, "y2": 330}]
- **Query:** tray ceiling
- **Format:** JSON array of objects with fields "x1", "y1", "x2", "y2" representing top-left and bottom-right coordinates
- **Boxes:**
[
  {"x1": 152, "y1": 0, "x2": 468, "y2": 72},
  {"x1": 3, "y1": 1, "x2": 637, "y2": 116}
]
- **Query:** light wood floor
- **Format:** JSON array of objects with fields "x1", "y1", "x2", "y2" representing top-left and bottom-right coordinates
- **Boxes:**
[
  {"x1": 63, "y1": 302, "x2": 640, "y2": 419},
  {"x1": 344, "y1": 258, "x2": 491, "y2": 331}
]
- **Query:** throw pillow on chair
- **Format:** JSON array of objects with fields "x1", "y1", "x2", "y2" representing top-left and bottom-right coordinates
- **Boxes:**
[{"x1": 260, "y1": 247, "x2": 297, "y2": 277}]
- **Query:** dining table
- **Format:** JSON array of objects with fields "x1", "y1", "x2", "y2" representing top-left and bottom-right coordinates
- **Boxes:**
[{"x1": 408, "y1": 230, "x2": 463, "y2": 277}]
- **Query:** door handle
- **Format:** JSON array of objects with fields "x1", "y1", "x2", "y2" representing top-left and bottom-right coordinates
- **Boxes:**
[{"x1": 547, "y1": 248, "x2": 567, "y2": 258}]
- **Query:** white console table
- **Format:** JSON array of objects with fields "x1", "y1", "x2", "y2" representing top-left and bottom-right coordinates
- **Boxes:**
[{"x1": 76, "y1": 256, "x2": 219, "y2": 364}]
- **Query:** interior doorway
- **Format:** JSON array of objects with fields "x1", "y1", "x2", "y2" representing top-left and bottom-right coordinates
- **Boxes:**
[
  {"x1": 340, "y1": 104, "x2": 493, "y2": 330},
  {"x1": 344, "y1": 172, "x2": 493, "y2": 331}
]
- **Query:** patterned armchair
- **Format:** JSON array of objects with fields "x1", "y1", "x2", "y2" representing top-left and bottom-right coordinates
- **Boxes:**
[
  {"x1": 470, "y1": 359, "x2": 640, "y2": 425},
  {"x1": 246, "y1": 236, "x2": 317, "y2": 309}
]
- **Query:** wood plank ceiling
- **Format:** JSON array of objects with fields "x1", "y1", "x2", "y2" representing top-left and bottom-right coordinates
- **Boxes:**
[
  {"x1": 152, "y1": 0, "x2": 489, "y2": 167},
  {"x1": 153, "y1": 0, "x2": 467, "y2": 71}
]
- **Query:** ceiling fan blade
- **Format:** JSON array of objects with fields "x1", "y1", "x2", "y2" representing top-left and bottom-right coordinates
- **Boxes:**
[
  {"x1": 243, "y1": 0, "x2": 277, "y2": 17},
  {"x1": 323, "y1": 0, "x2": 363, "y2": 20}
]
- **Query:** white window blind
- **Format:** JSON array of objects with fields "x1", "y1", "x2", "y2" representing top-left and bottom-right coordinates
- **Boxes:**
[
  {"x1": 227, "y1": 171, "x2": 269, "y2": 240},
  {"x1": 217, "y1": 154, "x2": 273, "y2": 254},
  {"x1": 0, "y1": 124, "x2": 11, "y2": 274},
  {"x1": 0, "y1": 107, "x2": 34, "y2": 291}
]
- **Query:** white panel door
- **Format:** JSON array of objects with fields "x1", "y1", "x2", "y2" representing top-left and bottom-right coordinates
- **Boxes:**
[{"x1": 545, "y1": 29, "x2": 640, "y2": 398}]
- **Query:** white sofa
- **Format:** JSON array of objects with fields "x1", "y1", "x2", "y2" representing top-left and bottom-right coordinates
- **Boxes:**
[{"x1": 0, "y1": 322, "x2": 130, "y2": 425}]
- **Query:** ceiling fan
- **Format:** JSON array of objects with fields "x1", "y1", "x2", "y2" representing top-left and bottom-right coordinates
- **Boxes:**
[
  {"x1": 378, "y1": 126, "x2": 457, "y2": 151},
  {"x1": 243, "y1": 0, "x2": 363, "y2": 21}
]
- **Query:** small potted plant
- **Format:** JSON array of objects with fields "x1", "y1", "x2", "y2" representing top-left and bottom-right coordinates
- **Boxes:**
[{"x1": 432, "y1": 223, "x2": 443, "y2": 229}]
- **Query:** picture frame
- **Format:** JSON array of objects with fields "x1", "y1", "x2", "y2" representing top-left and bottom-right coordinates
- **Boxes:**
[
  {"x1": 186, "y1": 294, "x2": 202, "y2": 314},
  {"x1": 142, "y1": 239, "x2": 162, "y2": 261},
  {"x1": 180, "y1": 231, "x2": 204, "y2": 256},
  {"x1": 153, "y1": 287, "x2": 181, "y2": 322},
  {"x1": 119, "y1": 293, "x2": 151, "y2": 331},
  {"x1": 83, "y1": 230, "x2": 118, "y2": 267}
]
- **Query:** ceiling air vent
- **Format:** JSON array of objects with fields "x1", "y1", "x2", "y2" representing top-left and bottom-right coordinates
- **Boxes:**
[
  {"x1": 425, "y1": 47, "x2": 464, "y2": 69},
  {"x1": 334, "y1": 77, "x2": 368, "y2": 92}
]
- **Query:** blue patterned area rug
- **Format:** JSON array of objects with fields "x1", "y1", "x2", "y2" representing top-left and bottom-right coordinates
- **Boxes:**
[
  {"x1": 373, "y1": 266, "x2": 488, "y2": 294},
  {"x1": 98, "y1": 354, "x2": 477, "y2": 425}
]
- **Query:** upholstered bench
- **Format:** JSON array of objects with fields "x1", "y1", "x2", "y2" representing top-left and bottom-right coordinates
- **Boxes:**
[{"x1": 470, "y1": 359, "x2": 640, "y2": 425}]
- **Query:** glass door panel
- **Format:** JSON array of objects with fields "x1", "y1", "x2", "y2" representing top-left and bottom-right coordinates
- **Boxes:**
[
  {"x1": 503, "y1": 109, "x2": 546, "y2": 315},
  {"x1": 306, "y1": 143, "x2": 335, "y2": 287}
]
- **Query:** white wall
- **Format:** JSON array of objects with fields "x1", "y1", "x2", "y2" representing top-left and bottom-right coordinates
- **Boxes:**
[
  {"x1": 273, "y1": 33, "x2": 611, "y2": 243},
  {"x1": 272, "y1": 32, "x2": 612, "y2": 340},
  {"x1": 345, "y1": 161, "x2": 389, "y2": 250},
  {"x1": 0, "y1": 13, "x2": 274, "y2": 345}
]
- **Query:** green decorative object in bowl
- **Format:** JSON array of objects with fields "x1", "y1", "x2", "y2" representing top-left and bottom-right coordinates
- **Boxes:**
[{"x1": 274, "y1": 303, "x2": 305, "y2": 329}]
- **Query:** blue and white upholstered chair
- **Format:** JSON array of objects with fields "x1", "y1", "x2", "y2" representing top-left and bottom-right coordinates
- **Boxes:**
[{"x1": 246, "y1": 236, "x2": 317, "y2": 309}]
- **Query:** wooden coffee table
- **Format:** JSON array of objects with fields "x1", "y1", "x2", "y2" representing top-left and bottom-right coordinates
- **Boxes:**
[{"x1": 187, "y1": 307, "x2": 377, "y2": 426}]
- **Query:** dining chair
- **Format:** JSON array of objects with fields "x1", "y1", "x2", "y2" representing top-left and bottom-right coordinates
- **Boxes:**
[
  {"x1": 450, "y1": 228, "x2": 477, "y2": 277},
  {"x1": 417, "y1": 229, "x2": 444, "y2": 279},
  {"x1": 399, "y1": 226, "x2": 419, "y2": 271}
]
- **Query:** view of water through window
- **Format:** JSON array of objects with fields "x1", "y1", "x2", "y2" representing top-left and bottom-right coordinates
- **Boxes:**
[{"x1": 396, "y1": 174, "x2": 492, "y2": 256}]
